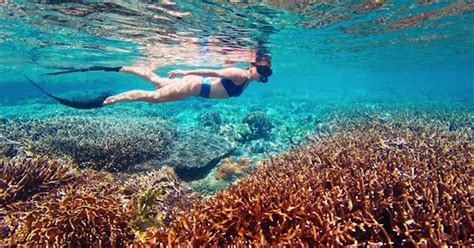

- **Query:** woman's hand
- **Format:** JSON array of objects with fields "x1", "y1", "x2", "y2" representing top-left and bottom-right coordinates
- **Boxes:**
[{"x1": 167, "y1": 70, "x2": 188, "y2": 79}]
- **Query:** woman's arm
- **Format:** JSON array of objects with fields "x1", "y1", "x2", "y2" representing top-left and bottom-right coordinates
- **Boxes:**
[{"x1": 168, "y1": 68, "x2": 239, "y2": 79}]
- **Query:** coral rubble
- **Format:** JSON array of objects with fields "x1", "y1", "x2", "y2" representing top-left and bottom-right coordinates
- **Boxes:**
[{"x1": 136, "y1": 116, "x2": 473, "y2": 246}]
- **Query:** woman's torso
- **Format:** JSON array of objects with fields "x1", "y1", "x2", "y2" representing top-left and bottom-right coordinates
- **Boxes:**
[{"x1": 183, "y1": 70, "x2": 249, "y2": 98}]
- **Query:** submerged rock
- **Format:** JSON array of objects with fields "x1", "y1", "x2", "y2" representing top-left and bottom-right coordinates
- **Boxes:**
[
  {"x1": 242, "y1": 111, "x2": 274, "y2": 141},
  {"x1": 159, "y1": 129, "x2": 235, "y2": 181}
]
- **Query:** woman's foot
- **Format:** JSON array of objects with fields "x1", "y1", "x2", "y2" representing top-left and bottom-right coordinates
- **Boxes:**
[{"x1": 103, "y1": 95, "x2": 121, "y2": 105}]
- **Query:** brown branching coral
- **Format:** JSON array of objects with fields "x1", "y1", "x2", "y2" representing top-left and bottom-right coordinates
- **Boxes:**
[
  {"x1": 137, "y1": 117, "x2": 473, "y2": 246},
  {"x1": 71, "y1": 168, "x2": 123, "y2": 196},
  {"x1": 0, "y1": 156, "x2": 75, "y2": 208},
  {"x1": 12, "y1": 188, "x2": 134, "y2": 247},
  {"x1": 0, "y1": 157, "x2": 76, "y2": 243}
]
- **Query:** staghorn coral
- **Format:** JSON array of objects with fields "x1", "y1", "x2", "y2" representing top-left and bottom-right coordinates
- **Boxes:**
[
  {"x1": 0, "y1": 156, "x2": 75, "y2": 209},
  {"x1": 136, "y1": 116, "x2": 473, "y2": 246},
  {"x1": 71, "y1": 168, "x2": 124, "y2": 197},
  {"x1": 214, "y1": 157, "x2": 251, "y2": 181},
  {"x1": 11, "y1": 188, "x2": 134, "y2": 247},
  {"x1": 0, "y1": 162, "x2": 197, "y2": 246},
  {"x1": 0, "y1": 157, "x2": 76, "y2": 243},
  {"x1": 0, "y1": 116, "x2": 175, "y2": 171}
]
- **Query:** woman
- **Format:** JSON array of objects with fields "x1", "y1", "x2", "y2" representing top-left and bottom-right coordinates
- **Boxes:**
[{"x1": 102, "y1": 62, "x2": 272, "y2": 105}]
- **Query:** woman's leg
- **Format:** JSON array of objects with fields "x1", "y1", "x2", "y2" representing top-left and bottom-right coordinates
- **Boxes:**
[
  {"x1": 103, "y1": 80, "x2": 201, "y2": 105},
  {"x1": 120, "y1": 66, "x2": 176, "y2": 88}
]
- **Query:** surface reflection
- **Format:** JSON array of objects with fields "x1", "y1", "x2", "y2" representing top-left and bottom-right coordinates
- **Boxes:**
[{"x1": 0, "y1": 0, "x2": 472, "y2": 68}]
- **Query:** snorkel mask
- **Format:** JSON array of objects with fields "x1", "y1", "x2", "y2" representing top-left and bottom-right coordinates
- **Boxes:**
[{"x1": 251, "y1": 62, "x2": 273, "y2": 83}]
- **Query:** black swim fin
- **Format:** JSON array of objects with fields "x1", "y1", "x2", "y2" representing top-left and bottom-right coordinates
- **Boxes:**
[
  {"x1": 24, "y1": 76, "x2": 111, "y2": 109},
  {"x1": 42, "y1": 66, "x2": 123, "y2": 76}
]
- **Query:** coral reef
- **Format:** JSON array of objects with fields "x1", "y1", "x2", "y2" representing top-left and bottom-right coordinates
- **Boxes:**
[
  {"x1": 120, "y1": 166, "x2": 199, "y2": 235},
  {"x1": 0, "y1": 157, "x2": 76, "y2": 243},
  {"x1": 11, "y1": 189, "x2": 134, "y2": 247},
  {"x1": 1, "y1": 93, "x2": 473, "y2": 247},
  {"x1": 0, "y1": 133, "x2": 37, "y2": 159},
  {"x1": 241, "y1": 111, "x2": 274, "y2": 141},
  {"x1": 0, "y1": 157, "x2": 75, "y2": 208},
  {"x1": 199, "y1": 111, "x2": 223, "y2": 132},
  {"x1": 1, "y1": 161, "x2": 199, "y2": 246},
  {"x1": 214, "y1": 157, "x2": 251, "y2": 180},
  {"x1": 159, "y1": 129, "x2": 235, "y2": 180},
  {"x1": 0, "y1": 134, "x2": 20, "y2": 158},
  {"x1": 136, "y1": 117, "x2": 473, "y2": 246},
  {"x1": 0, "y1": 117, "x2": 175, "y2": 171}
]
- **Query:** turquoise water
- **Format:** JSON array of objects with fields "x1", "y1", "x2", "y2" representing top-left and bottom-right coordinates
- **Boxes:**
[
  {"x1": 1, "y1": 1, "x2": 473, "y2": 100},
  {"x1": 1, "y1": 1, "x2": 474, "y2": 246},
  {"x1": 0, "y1": 1, "x2": 473, "y2": 177}
]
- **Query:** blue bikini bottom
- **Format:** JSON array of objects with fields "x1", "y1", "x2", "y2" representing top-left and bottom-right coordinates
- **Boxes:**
[
  {"x1": 199, "y1": 77, "x2": 249, "y2": 98},
  {"x1": 199, "y1": 78, "x2": 211, "y2": 98}
]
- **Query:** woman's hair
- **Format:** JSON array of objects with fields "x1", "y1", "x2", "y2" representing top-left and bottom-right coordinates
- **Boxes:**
[
  {"x1": 256, "y1": 64, "x2": 272, "y2": 83},
  {"x1": 251, "y1": 62, "x2": 272, "y2": 83}
]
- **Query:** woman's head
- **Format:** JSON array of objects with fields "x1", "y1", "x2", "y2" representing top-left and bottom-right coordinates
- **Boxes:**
[{"x1": 251, "y1": 62, "x2": 272, "y2": 83}]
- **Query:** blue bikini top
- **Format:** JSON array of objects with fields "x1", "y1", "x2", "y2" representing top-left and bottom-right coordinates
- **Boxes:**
[{"x1": 220, "y1": 72, "x2": 250, "y2": 97}]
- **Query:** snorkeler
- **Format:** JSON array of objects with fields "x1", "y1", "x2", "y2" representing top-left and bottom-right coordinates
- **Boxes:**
[
  {"x1": 31, "y1": 61, "x2": 272, "y2": 109},
  {"x1": 102, "y1": 61, "x2": 272, "y2": 105}
]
